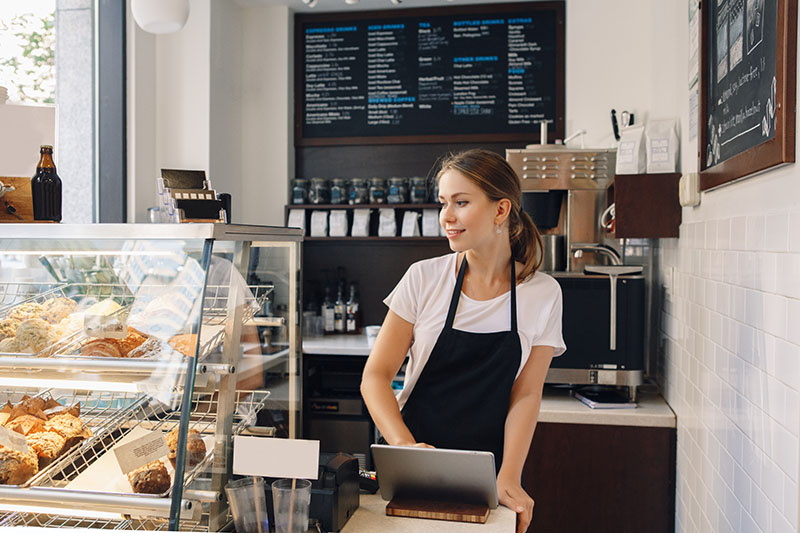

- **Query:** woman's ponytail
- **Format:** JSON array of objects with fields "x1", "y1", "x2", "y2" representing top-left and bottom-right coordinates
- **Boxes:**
[{"x1": 510, "y1": 208, "x2": 543, "y2": 282}]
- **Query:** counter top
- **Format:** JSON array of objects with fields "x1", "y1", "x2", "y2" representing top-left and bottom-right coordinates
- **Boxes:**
[
  {"x1": 538, "y1": 387, "x2": 676, "y2": 428},
  {"x1": 342, "y1": 494, "x2": 515, "y2": 532},
  {"x1": 303, "y1": 334, "x2": 372, "y2": 356}
]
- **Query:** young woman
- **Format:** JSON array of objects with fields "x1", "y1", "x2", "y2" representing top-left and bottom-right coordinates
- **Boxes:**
[{"x1": 361, "y1": 149, "x2": 565, "y2": 533}]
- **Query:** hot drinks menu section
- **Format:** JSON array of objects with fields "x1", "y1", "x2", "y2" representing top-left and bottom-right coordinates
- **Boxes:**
[{"x1": 300, "y1": 10, "x2": 558, "y2": 140}]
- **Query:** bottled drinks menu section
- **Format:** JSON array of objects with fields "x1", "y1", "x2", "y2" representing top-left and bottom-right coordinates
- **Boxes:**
[{"x1": 296, "y1": 3, "x2": 564, "y2": 144}]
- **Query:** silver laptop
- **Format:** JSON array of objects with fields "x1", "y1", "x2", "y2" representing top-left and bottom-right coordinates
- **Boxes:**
[{"x1": 371, "y1": 444, "x2": 498, "y2": 508}]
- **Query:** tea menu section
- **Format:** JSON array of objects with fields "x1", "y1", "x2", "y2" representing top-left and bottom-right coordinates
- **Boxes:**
[{"x1": 297, "y1": 3, "x2": 563, "y2": 143}]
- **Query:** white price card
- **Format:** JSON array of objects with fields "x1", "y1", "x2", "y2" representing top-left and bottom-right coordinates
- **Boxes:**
[
  {"x1": 233, "y1": 436, "x2": 319, "y2": 480},
  {"x1": 0, "y1": 426, "x2": 29, "y2": 454},
  {"x1": 113, "y1": 431, "x2": 169, "y2": 474}
]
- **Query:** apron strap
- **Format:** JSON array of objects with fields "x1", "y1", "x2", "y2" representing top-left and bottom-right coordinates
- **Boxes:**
[
  {"x1": 510, "y1": 260, "x2": 517, "y2": 331},
  {"x1": 444, "y1": 254, "x2": 468, "y2": 330},
  {"x1": 445, "y1": 255, "x2": 519, "y2": 332}
]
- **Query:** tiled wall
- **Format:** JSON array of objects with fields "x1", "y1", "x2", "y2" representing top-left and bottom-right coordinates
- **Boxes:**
[{"x1": 657, "y1": 209, "x2": 800, "y2": 532}]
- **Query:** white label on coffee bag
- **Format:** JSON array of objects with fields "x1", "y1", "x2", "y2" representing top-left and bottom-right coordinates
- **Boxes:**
[
  {"x1": 232, "y1": 436, "x2": 319, "y2": 479},
  {"x1": 113, "y1": 431, "x2": 169, "y2": 474},
  {"x1": 0, "y1": 426, "x2": 29, "y2": 455}
]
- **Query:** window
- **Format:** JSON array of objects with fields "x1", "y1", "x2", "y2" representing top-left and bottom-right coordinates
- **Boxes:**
[{"x1": 0, "y1": 0, "x2": 125, "y2": 222}]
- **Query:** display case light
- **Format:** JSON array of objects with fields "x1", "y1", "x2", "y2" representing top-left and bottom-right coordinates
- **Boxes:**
[{"x1": 131, "y1": 0, "x2": 190, "y2": 34}]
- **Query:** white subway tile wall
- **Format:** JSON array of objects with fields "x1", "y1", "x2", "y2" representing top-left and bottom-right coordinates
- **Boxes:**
[{"x1": 658, "y1": 212, "x2": 800, "y2": 532}]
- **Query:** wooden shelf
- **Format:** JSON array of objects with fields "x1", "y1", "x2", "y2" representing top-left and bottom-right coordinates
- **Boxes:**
[{"x1": 608, "y1": 173, "x2": 681, "y2": 238}]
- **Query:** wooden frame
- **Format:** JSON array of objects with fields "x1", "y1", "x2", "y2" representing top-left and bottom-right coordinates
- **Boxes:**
[
  {"x1": 294, "y1": 2, "x2": 565, "y2": 147},
  {"x1": 699, "y1": 0, "x2": 797, "y2": 190}
]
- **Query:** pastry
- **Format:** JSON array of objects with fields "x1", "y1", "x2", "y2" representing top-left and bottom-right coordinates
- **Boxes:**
[
  {"x1": 80, "y1": 328, "x2": 147, "y2": 358},
  {"x1": 5, "y1": 414, "x2": 46, "y2": 436},
  {"x1": 39, "y1": 297, "x2": 77, "y2": 324},
  {"x1": 0, "y1": 445, "x2": 39, "y2": 485},
  {"x1": 7, "y1": 302, "x2": 43, "y2": 323},
  {"x1": 126, "y1": 337, "x2": 163, "y2": 359},
  {"x1": 0, "y1": 318, "x2": 19, "y2": 341},
  {"x1": 0, "y1": 337, "x2": 18, "y2": 353},
  {"x1": 26, "y1": 431, "x2": 66, "y2": 468},
  {"x1": 84, "y1": 299, "x2": 122, "y2": 317},
  {"x1": 80, "y1": 339, "x2": 122, "y2": 358},
  {"x1": 14, "y1": 318, "x2": 52, "y2": 354},
  {"x1": 168, "y1": 334, "x2": 198, "y2": 357},
  {"x1": 127, "y1": 460, "x2": 171, "y2": 494},
  {"x1": 166, "y1": 427, "x2": 206, "y2": 468},
  {"x1": 44, "y1": 413, "x2": 88, "y2": 440}
]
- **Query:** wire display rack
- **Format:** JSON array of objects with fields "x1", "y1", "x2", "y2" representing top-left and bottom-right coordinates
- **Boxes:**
[{"x1": 0, "y1": 282, "x2": 67, "y2": 313}]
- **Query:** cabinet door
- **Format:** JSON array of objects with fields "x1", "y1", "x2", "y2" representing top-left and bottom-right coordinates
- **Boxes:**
[{"x1": 523, "y1": 422, "x2": 676, "y2": 533}]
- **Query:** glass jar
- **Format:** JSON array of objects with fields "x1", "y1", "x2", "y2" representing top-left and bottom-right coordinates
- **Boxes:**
[
  {"x1": 348, "y1": 178, "x2": 369, "y2": 205},
  {"x1": 409, "y1": 177, "x2": 428, "y2": 204},
  {"x1": 292, "y1": 179, "x2": 309, "y2": 205},
  {"x1": 387, "y1": 177, "x2": 408, "y2": 204},
  {"x1": 369, "y1": 178, "x2": 387, "y2": 204},
  {"x1": 308, "y1": 178, "x2": 330, "y2": 205},
  {"x1": 430, "y1": 180, "x2": 439, "y2": 203},
  {"x1": 330, "y1": 178, "x2": 348, "y2": 205}
]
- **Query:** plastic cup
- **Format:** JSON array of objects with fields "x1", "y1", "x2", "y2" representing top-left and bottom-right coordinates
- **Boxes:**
[
  {"x1": 271, "y1": 478, "x2": 312, "y2": 533},
  {"x1": 225, "y1": 477, "x2": 268, "y2": 533}
]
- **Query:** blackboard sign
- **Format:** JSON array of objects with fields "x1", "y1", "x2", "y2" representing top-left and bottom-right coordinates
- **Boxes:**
[
  {"x1": 295, "y1": 2, "x2": 565, "y2": 146},
  {"x1": 700, "y1": 0, "x2": 796, "y2": 190}
]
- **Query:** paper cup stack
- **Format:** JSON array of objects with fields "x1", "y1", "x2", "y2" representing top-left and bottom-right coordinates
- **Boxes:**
[{"x1": 0, "y1": 86, "x2": 8, "y2": 104}]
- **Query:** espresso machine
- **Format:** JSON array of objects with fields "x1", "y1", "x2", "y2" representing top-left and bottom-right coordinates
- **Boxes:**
[{"x1": 506, "y1": 147, "x2": 644, "y2": 400}]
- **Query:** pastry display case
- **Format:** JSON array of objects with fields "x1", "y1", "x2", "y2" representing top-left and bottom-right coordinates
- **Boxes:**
[{"x1": 0, "y1": 223, "x2": 302, "y2": 530}]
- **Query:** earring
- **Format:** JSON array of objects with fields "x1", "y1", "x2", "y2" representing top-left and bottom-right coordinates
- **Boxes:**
[{"x1": 495, "y1": 225, "x2": 502, "y2": 234}]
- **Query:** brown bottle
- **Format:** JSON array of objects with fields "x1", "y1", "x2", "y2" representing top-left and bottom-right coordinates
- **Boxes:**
[{"x1": 31, "y1": 145, "x2": 62, "y2": 222}]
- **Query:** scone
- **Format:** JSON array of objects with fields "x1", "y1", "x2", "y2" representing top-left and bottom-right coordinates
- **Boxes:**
[
  {"x1": 0, "y1": 445, "x2": 39, "y2": 485},
  {"x1": 126, "y1": 337, "x2": 162, "y2": 359},
  {"x1": 0, "y1": 337, "x2": 18, "y2": 354},
  {"x1": 0, "y1": 318, "x2": 19, "y2": 341},
  {"x1": 166, "y1": 427, "x2": 206, "y2": 468},
  {"x1": 127, "y1": 460, "x2": 171, "y2": 494},
  {"x1": 26, "y1": 431, "x2": 66, "y2": 468},
  {"x1": 14, "y1": 318, "x2": 52, "y2": 354},
  {"x1": 39, "y1": 297, "x2": 77, "y2": 324},
  {"x1": 7, "y1": 302, "x2": 43, "y2": 323}
]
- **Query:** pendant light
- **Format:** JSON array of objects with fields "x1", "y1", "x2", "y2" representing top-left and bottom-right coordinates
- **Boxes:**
[{"x1": 131, "y1": 0, "x2": 191, "y2": 34}]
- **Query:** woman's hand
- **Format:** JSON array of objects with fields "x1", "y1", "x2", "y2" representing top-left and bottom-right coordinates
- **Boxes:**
[
  {"x1": 393, "y1": 440, "x2": 434, "y2": 448},
  {"x1": 497, "y1": 475, "x2": 534, "y2": 533}
]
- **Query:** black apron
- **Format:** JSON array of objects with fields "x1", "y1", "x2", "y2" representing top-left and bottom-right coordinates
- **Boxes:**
[{"x1": 400, "y1": 255, "x2": 521, "y2": 470}]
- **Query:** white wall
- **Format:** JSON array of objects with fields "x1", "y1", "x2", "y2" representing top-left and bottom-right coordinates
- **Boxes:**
[
  {"x1": 127, "y1": 0, "x2": 290, "y2": 225},
  {"x1": 657, "y1": 2, "x2": 800, "y2": 532}
]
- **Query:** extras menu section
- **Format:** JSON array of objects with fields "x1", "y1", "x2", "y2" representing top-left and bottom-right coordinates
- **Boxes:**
[{"x1": 296, "y1": 3, "x2": 564, "y2": 144}]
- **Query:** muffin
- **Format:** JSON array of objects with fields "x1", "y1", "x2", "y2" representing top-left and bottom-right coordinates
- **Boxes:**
[
  {"x1": 26, "y1": 431, "x2": 66, "y2": 468},
  {"x1": 166, "y1": 427, "x2": 206, "y2": 468},
  {"x1": 0, "y1": 337, "x2": 18, "y2": 354},
  {"x1": 0, "y1": 445, "x2": 39, "y2": 485},
  {"x1": 127, "y1": 460, "x2": 171, "y2": 494},
  {"x1": 44, "y1": 413, "x2": 91, "y2": 450},
  {"x1": 5, "y1": 414, "x2": 46, "y2": 436}
]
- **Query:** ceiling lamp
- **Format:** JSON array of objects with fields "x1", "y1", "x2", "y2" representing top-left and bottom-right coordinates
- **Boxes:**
[{"x1": 131, "y1": 0, "x2": 191, "y2": 34}]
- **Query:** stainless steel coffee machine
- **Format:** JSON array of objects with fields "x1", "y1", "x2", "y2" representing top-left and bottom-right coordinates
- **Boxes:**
[{"x1": 506, "y1": 147, "x2": 644, "y2": 400}]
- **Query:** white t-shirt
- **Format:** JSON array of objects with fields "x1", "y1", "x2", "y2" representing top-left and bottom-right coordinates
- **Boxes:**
[{"x1": 384, "y1": 253, "x2": 566, "y2": 410}]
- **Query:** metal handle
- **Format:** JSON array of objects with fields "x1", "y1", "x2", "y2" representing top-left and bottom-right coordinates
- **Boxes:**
[{"x1": 607, "y1": 273, "x2": 618, "y2": 351}]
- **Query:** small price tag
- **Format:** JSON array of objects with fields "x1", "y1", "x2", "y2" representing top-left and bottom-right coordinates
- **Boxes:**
[
  {"x1": 113, "y1": 431, "x2": 169, "y2": 474},
  {"x1": 233, "y1": 436, "x2": 319, "y2": 480},
  {"x1": 84, "y1": 314, "x2": 127, "y2": 339},
  {"x1": 0, "y1": 426, "x2": 30, "y2": 455}
]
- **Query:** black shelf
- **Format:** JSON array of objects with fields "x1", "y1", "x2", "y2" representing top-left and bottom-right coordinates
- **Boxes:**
[
  {"x1": 304, "y1": 237, "x2": 446, "y2": 242},
  {"x1": 286, "y1": 203, "x2": 440, "y2": 210}
]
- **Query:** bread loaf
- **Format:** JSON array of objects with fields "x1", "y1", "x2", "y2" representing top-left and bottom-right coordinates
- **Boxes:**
[{"x1": 166, "y1": 427, "x2": 206, "y2": 468}]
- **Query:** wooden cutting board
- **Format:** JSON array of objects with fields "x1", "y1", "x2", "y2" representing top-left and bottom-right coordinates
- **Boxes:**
[
  {"x1": 386, "y1": 498, "x2": 490, "y2": 523},
  {"x1": 0, "y1": 176, "x2": 36, "y2": 223}
]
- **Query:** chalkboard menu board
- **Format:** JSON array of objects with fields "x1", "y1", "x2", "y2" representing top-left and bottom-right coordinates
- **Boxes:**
[
  {"x1": 295, "y1": 2, "x2": 565, "y2": 146},
  {"x1": 699, "y1": 0, "x2": 796, "y2": 190},
  {"x1": 705, "y1": 0, "x2": 777, "y2": 166}
]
